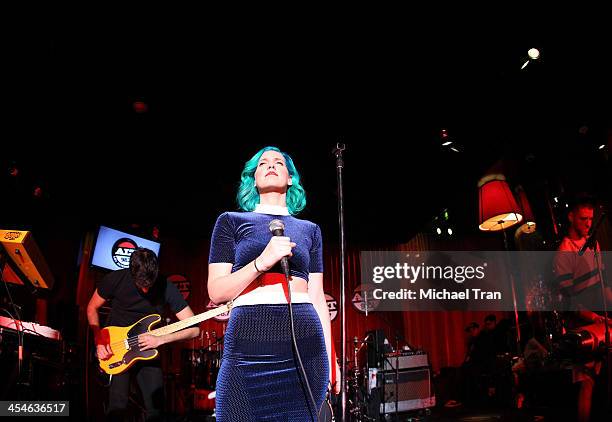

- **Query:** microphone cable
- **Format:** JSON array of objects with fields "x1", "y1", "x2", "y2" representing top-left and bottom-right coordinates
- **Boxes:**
[
  {"x1": 286, "y1": 271, "x2": 319, "y2": 422},
  {"x1": 269, "y1": 219, "x2": 318, "y2": 421}
]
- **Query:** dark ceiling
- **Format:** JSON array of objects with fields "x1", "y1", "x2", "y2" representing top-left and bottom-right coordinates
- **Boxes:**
[{"x1": 2, "y1": 19, "x2": 611, "y2": 245}]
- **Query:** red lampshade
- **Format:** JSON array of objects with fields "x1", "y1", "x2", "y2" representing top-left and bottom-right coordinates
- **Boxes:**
[
  {"x1": 514, "y1": 185, "x2": 536, "y2": 234},
  {"x1": 478, "y1": 174, "x2": 523, "y2": 231}
]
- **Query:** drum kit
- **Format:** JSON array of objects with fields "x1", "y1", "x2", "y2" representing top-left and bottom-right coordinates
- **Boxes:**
[
  {"x1": 181, "y1": 330, "x2": 222, "y2": 414},
  {"x1": 341, "y1": 333, "x2": 393, "y2": 421},
  {"x1": 556, "y1": 318, "x2": 612, "y2": 362}
]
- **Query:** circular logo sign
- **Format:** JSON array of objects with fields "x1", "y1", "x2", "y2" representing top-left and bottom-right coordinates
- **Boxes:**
[
  {"x1": 351, "y1": 284, "x2": 380, "y2": 313},
  {"x1": 325, "y1": 293, "x2": 338, "y2": 321},
  {"x1": 168, "y1": 274, "x2": 191, "y2": 300},
  {"x1": 112, "y1": 238, "x2": 138, "y2": 269}
]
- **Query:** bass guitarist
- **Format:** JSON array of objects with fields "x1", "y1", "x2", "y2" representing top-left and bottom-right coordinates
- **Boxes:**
[{"x1": 87, "y1": 247, "x2": 200, "y2": 421}]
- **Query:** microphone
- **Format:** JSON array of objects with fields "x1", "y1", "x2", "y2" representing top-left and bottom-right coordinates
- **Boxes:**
[
  {"x1": 578, "y1": 209, "x2": 606, "y2": 256},
  {"x1": 269, "y1": 219, "x2": 291, "y2": 279}
]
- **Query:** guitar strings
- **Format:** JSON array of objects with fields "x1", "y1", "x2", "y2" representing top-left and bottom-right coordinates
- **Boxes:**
[{"x1": 101, "y1": 307, "x2": 229, "y2": 350}]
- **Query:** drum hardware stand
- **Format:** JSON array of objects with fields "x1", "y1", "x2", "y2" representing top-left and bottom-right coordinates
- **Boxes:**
[
  {"x1": 394, "y1": 335, "x2": 400, "y2": 420},
  {"x1": 346, "y1": 336, "x2": 375, "y2": 422}
]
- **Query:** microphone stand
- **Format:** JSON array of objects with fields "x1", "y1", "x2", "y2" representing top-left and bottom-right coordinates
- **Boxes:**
[
  {"x1": 579, "y1": 210, "x2": 610, "y2": 410},
  {"x1": 333, "y1": 141, "x2": 347, "y2": 422}
]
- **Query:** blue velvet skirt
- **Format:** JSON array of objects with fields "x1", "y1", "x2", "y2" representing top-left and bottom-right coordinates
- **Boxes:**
[{"x1": 215, "y1": 303, "x2": 328, "y2": 421}]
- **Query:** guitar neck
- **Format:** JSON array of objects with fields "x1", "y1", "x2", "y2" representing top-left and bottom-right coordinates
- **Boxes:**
[{"x1": 149, "y1": 303, "x2": 230, "y2": 337}]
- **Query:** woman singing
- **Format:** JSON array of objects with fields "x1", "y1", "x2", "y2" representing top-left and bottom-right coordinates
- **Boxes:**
[{"x1": 208, "y1": 146, "x2": 339, "y2": 421}]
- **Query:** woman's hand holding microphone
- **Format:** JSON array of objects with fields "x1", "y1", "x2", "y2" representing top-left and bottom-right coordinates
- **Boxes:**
[{"x1": 255, "y1": 236, "x2": 296, "y2": 272}]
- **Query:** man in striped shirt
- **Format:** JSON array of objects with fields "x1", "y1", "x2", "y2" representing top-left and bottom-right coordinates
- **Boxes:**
[{"x1": 553, "y1": 197, "x2": 610, "y2": 422}]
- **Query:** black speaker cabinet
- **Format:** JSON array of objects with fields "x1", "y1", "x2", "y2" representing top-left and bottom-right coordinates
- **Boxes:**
[{"x1": 378, "y1": 367, "x2": 435, "y2": 414}]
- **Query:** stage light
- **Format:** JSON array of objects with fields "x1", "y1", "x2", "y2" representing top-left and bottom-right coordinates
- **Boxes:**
[
  {"x1": 436, "y1": 227, "x2": 442, "y2": 235},
  {"x1": 133, "y1": 101, "x2": 148, "y2": 113},
  {"x1": 33, "y1": 186, "x2": 43, "y2": 198},
  {"x1": 514, "y1": 185, "x2": 537, "y2": 234},
  {"x1": 447, "y1": 228, "x2": 453, "y2": 235},
  {"x1": 450, "y1": 147, "x2": 459, "y2": 152},
  {"x1": 441, "y1": 129, "x2": 448, "y2": 138},
  {"x1": 528, "y1": 48, "x2": 540, "y2": 60},
  {"x1": 521, "y1": 48, "x2": 541, "y2": 70},
  {"x1": 599, "y1": 144, "x2": 606, "y2": 150},
  {"x1": 442, "y1": 141, "x2": 453, "y2": 146}
]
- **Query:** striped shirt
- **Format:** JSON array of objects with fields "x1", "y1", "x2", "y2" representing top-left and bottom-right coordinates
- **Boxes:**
[{"x1": 553, "y1": 237, "x2": 602, "y2": 312}]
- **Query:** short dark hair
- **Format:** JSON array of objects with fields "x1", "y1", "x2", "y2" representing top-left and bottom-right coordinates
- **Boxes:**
[
  {"x1": 130, "y1": 248, "x2": 159, "y2": 289},
  {"x1": 484, "y1": 314, "x2": 496, "y2": 323},
  {"x1": 569, "y1": 193, "x2": 595, "y2": 213}
]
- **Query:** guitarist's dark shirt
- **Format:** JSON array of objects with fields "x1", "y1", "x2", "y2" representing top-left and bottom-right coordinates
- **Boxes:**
[{"x1": 97, "y1": 269, "x2": 188, "y2": 327}]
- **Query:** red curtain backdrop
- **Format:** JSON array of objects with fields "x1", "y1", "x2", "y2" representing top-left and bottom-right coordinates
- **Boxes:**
[
  {"x1": 143, "y1": 231, "x2": 507, "y2": 374},
  {"x1": 73, "y1": 228, "x2": 526, "y2": 375},
  {"x1": 74, "y1": 219, "x2": 611, "y2": 375}
]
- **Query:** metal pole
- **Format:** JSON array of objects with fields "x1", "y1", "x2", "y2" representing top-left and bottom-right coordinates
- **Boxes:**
[
  {"x1": 502, "y1": 226, "x2": 522, "y2": 354},
  {"x1": 333, "y1": 142, "x2": 347, "y2": 421}
]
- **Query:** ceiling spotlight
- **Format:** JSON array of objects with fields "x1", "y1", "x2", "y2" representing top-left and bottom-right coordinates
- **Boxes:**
[
  {"x1": 599, "y1": 144, "x2": 606, "y2": 150},
  {"x1": 436, "y1": 227, "x2": 442, "y2": 235},
  {"x1": 528, "y1": 48, "x2": 540, "y2": 60},
  {"x1": 450, "y1": 147, "x2": 460, "y2": 152},
  {"x1": 521, "y1": 48, "x2": 541, "y2": 70},
  {"x1": 447, "y1": 228, "x2": 453, "y2": 235},
  {"x1": 442, "y1": 141, "x2": 453, "y2": 146}
]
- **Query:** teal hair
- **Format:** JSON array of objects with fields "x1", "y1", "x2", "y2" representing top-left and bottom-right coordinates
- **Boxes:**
[{"x1": 236, "y1": 146, "x2": 306, "y2": 215}]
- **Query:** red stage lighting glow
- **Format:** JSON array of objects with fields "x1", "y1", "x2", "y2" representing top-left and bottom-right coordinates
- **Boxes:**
[{"x1": 133, "y1": 101, "x2": 148, "y2": 113}]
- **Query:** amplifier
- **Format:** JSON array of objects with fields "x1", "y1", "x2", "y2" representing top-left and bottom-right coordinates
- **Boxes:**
[
  {"x1": 383, "y1": 352, "x2": 429, "y2": 371},
  {"x1": 378, "y1": 367, "x2": 435, "y2": 414}
]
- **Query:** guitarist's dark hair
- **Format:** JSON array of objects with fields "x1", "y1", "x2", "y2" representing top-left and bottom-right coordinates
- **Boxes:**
[{"x1": 130, "y1": 248, "x2": 159, "y2": 289}]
